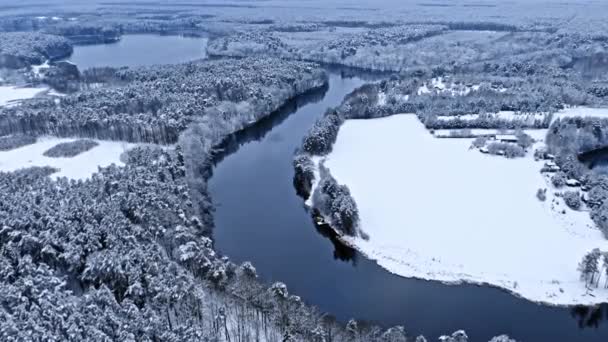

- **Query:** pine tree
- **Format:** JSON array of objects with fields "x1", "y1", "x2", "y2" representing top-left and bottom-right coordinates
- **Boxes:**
[
  {"x1": 603, "y1": 252, "x2": 608, "y2": 289},
  {"x1": 578, "y1": 249, "x2": 602, "y2": 288}
]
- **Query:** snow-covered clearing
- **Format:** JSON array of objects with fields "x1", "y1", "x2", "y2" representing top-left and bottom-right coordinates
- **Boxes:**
[
  {"x1": 31, "y1": 60, "x2": 50, "y2": 78},
  {"x1": 416, "y1": 77, "x2": 494, "y2": 97},
  {"x1": 0, "y1": 137, "x2": 136, "y2": 180},
  {"x1": 317, "y1": 114, "x2": 608, "y2": 305},
  {"x1": 0, "y1": 85, "x2": 47, "y2": 107}
]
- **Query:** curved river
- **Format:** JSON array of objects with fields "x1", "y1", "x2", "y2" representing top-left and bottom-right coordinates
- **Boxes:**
[{"x1": 209, "y1": 71, "x2": 608, "y2": 342}]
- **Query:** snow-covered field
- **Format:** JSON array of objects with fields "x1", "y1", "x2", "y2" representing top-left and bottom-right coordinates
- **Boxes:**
[
  {"x1": 0, "y1": 85, "x2": 47, "y2": 107},
  {"x1": 416, "y1": 77, "x2": 505, "y2": 97},
  {"x1": 0, "y1": 137, "x2": 135, "y2": 180},
  {"x1": 317, "y1": 113, "x2": 608, "y2": 305}
]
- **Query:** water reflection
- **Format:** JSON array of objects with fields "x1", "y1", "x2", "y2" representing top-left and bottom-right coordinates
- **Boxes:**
[
  {"x1": 313, "y1": 219, "x2": 358, "y2": 264},
  {"x1": 571, "y1": 304, "x2": 608, "y2": 329},
  {"x1": 211, "y1": 83, "x2": 329, "y2": 168}
]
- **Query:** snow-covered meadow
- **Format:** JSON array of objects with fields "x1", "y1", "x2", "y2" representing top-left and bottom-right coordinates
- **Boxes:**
[
  {"x1": 417, "y1": 77, "x2": 483, "y2": 96},
  {"x1": 0, "y1": 85, "x2": 47, "y2": 107},
  {"x1": 315, "y1": 113, "x2": 608, "y2": 305},
  {"x1": 0, "y1": 137, "x2": 135, "y2": 180}
]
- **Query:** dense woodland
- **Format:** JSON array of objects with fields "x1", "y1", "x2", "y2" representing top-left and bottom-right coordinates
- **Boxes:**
[
  {"x1": 0, "y1": 32, "x2": 72, "y2": 68},
  {"x1": 207, "y1": 24, "x2": 448, "y2": 71},
  {"x1": 3, "y1": 1, "x2": 608, "y2": 340},
  {"x1": 207, "y1": 22, "x2": 608, "y2": 74},
  {"x1": 0, "y1": 58, "x2": 327, "y2": 143},
  {"x1": 1, "y1": 147, "x2": 366, "y2": 341},
  {"x1": 0, "y1": 14, "x2": 212, "y2": 43},
  {"x1": 546, "y1": 117, "x2": 608, "y2": 239}
]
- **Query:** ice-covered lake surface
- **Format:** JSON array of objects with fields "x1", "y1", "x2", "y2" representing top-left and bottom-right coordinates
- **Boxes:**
[
  {"x1": 209, "y1": 72, "x2": 608, "y2": 342},
  {"x1": 0, "y1": 137, "x2": 135, "y2": 179},
  {"x1": 322, "y1": 114, "x2": 608, "y2": 306},
  {"x1": 65, "y1": 34, "x2": 208, "y2": 69},
  {"x1": 0, "y1": 85, "x2": 47, "y2": 107}
]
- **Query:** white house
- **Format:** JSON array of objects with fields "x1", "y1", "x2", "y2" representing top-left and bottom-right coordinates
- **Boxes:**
[{"x1": 495, "y1": 134, "x2": 519, "y2": 143}]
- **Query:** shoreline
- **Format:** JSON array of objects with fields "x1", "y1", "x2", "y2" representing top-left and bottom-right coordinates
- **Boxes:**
[{"x1": 303, "y1": 113, "x2": 608, "y2": 308}]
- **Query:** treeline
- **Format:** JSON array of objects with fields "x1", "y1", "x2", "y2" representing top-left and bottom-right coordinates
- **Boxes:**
[
  {"x1": 268, "y1": 22, "x2": 324, "y2": 33},
  {"x1": 43, "y1": 22, "x2": 121, "y2": 44},
  {"x1": 0, "y1": 57, "x2": 328, "y2": 144},
  {"x1": 0, "y1": 31, "x2": 72, "y2": 68},
  {"x1": 302, "y1": 66, "x2": 604, "y2": 151},
  {"x1": 0, "y1": 133, "x2": 36, "y2": 151},
  {"x1": 117, "y1": 16, "x2": 207, "y2": 36},
  {"x1": 207, "y1": 23, "x2": 606, "y2": 73},
  {"x1": 445, "y1": 21, "x2": 519, "y2": 32},
  {"x1": 546, "y1": 117, "x2": 608, "y2": 238},
  {"x1": 0, "y1": 15, "x2": 212, "y2": 43},
  {"x1": 207, "y1": 24, "x2": 447, "y2": 71},
  {"x1": 312, "y1": 165, "x2": 363, "y2": 238}
]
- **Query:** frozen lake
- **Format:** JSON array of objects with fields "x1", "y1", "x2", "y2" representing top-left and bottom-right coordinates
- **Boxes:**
[{"x1": 65, "y1": 34, "x2": 208, "y2": 69}]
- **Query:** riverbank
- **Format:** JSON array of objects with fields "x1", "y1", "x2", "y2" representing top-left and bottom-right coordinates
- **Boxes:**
[{"x1": 311, "y1": 113, "x2": 608, "y2": 306}]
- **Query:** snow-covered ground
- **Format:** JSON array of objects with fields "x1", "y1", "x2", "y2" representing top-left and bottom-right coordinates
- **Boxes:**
[
  {"x1": 0, "y1": 137, "x2": 135, "y2": 180},
  {"x1": 416, "y1": 77, "x2": 491, "y2": 96},
  {"x1": 315, "y1": 113, "x2": 608, "y2": 306},
  {"x1": 0, "y1": 85, "x2": 47, "y2": 107},
  {"x1": 31, "y1": 60, "x2": 50, "y2": 78}
]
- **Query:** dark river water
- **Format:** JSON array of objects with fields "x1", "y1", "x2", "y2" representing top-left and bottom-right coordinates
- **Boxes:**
[
  {"x1": 66, "y1": 34, "x2": 207, "y2": 69},
  {"x1": 209, "y1": 71, "x2": 608, "y2": 342}
]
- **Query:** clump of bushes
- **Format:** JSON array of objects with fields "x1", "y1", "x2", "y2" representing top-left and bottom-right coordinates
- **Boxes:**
[
  {"x1": 471, "y1": 136, "x2": 488, "y2": 148},
  {"x1": 552, "y1": 171, "x2": 567, "y2": 188},
  {"x1": 0, "y1": 134, "x2": 36, "y2": 151},
  {"x1": 293, "y1": 153, "x2": 316, "y2": 198},
  {"x1": 536, "y1": 188, "x2": 547, "y2": 201},
  {"x1": 302, "y1": 109, "x2": 344, "y2": 155},
  {"x1": 487, "y1": 142, "x2": 525, "y2": 158},
  {"x1": 43, "y1": 139, "x2": 99, "y2": 158},
  {"x1": 312, "y1": 165, "x2": 361, "y2": 237},
  {"x1": 515, "y1": 130, "x2": 534, "y2": 149},
  {"x1": 564, "y1": 191, "x2": 582, "y2": 210}
]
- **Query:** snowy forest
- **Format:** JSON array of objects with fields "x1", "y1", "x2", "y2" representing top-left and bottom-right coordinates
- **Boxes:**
[
  {"x1": 0, "y1": 32, "x2": 72, "y2": 68},
  {"x1": 0, "y1": 58, "x2": 327, "y2": 143},
  {"x1": 2, "y1": 0, "x2": 608, "y2": 341}
]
